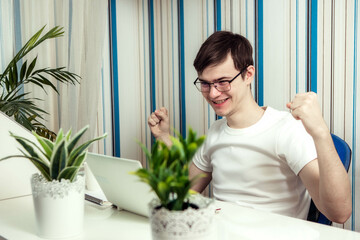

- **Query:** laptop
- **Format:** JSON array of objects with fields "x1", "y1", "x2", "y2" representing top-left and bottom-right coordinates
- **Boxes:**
[{"x1": 85, "y1": 152, "x2": 156, "y2": 217}]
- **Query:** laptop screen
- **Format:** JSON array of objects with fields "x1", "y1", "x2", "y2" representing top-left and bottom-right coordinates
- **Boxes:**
[{"x1": 86, "y1": 152, "x2": 156, "y2": 217}]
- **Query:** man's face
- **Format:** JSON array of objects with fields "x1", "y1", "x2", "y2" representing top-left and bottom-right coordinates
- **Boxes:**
[{"x1": 198, "y1": 54, "x2": 250, "y2": 118}]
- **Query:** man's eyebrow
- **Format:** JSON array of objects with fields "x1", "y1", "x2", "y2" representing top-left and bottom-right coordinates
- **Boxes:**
[{"x1": 197, "y1": 76, "x2": 230, "y2": 82}]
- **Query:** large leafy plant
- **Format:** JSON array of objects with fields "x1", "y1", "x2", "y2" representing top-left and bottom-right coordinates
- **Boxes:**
[
  {"x1": 1, "y1": 126, "x2": 106, "y2": 182},
  {"x1": 0, "y1": 25, "x2": 80, "y2": 140},
  {"x1": 133, "y1": 128, "x2": 205, "y2": 211}
]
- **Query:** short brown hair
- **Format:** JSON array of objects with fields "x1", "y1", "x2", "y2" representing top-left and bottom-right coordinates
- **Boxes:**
[{"x1": 193, "y1": 31, "x2": 254, "y2": 77}]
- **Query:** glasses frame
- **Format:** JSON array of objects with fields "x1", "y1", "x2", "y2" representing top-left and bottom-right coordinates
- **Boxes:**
[{"x1": 193, "y1": 65, "x2": 249, "y2": 93}]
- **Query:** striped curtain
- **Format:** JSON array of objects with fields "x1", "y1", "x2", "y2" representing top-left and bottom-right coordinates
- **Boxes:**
[{"x1": 111, "y1": 0, "x2": 359, "y2": 231}]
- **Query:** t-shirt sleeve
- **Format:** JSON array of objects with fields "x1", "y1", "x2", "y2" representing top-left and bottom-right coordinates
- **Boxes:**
[{"x1": 276, "y1": 116, "x2": 318, "y2": 175}]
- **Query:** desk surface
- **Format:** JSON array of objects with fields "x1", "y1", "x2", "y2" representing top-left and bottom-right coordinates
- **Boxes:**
[{"x1": 0, "y1": 195, "x2": 359, "y2": 240}]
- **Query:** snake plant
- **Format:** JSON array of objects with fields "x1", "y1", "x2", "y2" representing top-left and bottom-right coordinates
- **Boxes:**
[
  {"x1": 1, "y1": 125, "x2": 106, "y2": 182},
  {"x1": 133, "y1": 128, "x2": 206, "y2": 211}
]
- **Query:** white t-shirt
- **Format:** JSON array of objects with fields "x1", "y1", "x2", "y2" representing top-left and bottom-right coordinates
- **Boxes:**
[{"x1": 192, "y1": 107, "x2": 317, "y2": 219}]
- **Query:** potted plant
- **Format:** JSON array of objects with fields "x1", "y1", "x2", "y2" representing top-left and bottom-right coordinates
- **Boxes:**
[
  {"x1": 133, "y1": 128, "x2": 216, "y2": 240},
  {"x1": 1, "y1": 125, "x2": 106, "y2": 239},
  {"x1": 0, "y1": 25, "x2": 80, "y2": 141}
]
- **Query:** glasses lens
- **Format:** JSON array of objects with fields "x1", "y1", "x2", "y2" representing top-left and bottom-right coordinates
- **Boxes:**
[
  {"x1": 215, "y1": 82, "x2": 230, "y2": 92},
  {"x1": 200, "y1": 82, "x2": 210, "y2": 92},
  {"x1": 195, "y1": 81, "x2": 208, "y2": 92},
  {"x1": 195, "y1": 81, "x2": 231, "y2": 92}
]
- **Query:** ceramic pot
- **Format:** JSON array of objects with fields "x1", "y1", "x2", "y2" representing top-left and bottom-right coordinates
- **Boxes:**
[
  {"x1": 31, "y1": 173, "x2": 85, "y2": 239},
  {"x1": 149, "y1": 194, "x2": 216, "y2": 240}
]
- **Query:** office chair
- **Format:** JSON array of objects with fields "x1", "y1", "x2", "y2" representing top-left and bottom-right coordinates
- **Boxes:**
[{"x1": 307, "y1": 133, "x2": 352, "y2": 225}]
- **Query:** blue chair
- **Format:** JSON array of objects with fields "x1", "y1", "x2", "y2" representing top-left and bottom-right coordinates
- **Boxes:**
[{"x1": 307, "y1": 133, "x2": 352, "y2": 225}]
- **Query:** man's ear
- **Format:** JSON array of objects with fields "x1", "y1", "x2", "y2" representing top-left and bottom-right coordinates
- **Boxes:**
[{"x1": 244, "y1": 65, "x2": 255, "y2": 85}]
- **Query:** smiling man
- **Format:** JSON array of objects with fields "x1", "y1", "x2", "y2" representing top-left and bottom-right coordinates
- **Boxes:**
[{"x1": 147, "y1": 31, "x2": 351, "y2": 223}]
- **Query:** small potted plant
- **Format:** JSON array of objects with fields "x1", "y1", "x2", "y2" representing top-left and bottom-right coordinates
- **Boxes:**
[
  {"x1": 1, "y1": 125, "x2": 106, "y2": 239},
  {"x1": 133, "y1": 128, "x2": 216, "y2": 240}
]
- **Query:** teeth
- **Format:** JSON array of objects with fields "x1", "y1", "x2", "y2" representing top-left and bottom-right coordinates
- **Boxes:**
[{"x1": 213, "y1": 99, "x2": 227, "y2": 104}]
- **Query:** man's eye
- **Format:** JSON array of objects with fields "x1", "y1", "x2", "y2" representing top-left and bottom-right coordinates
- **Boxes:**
[
  {"x1": 217, "y1": 81, "x2": 229, "y2": 86},
  {"x1": 200, "y1": 82, "x2": 209, "y2": 87}
]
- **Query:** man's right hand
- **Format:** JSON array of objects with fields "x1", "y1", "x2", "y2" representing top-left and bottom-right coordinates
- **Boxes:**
[{"x1": 147, "y1": 107, "x2": 172, "y2": 146}]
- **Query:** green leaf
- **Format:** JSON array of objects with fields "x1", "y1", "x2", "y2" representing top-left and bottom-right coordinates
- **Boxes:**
[
  {"x1": 10, "y1": 65, "x2": 18, "y2": 90},
  {"x1": 27, "y1": 79, "x2": 47, "y2": 91},
  {"x1": 58, "y1": 166, "x2": 78, "y2": 182},
  {"x1": 50, "y1": 139, "x2": 67, "y2": 179},
  {"x1": 21, "y1": 152, "x2": 51, "y2": 181},
  {"x1": 186, "y1": 142, "x2": 198, "y2": 160},
  {"x1": 132, "y1": 168, "x2": 151, "y2": 183},
  {"x1": 19, "y1": 60, "x2": 27, "y2": 82},
  {"x1": 70, "y1": 151, "x2": 86, "y2": 167},
  {"x1": 157, "y1": 181, "x2": 169, "y2": 202},
  {"x1": 55, "y1": 128, "x2": 64, "y2": 145},
  {"x1": 10, "y1": 132, "x2": 48, "y2": 161},
  {"x1": 32, "y1": 131, "x2": 53, "y2": 160},
  {"x1": 170, "y1": 137, "x2": 185, "y2": 160},
  {"x1": 1, "y1": 153, "x2": 51, "y2": 181},
  {"x1": 67, "y1": 133, "x2": 107, "y2": 166},
  {"x1": 136, "y1": 140, "x2": 152, "y2": 160},
  {"x1": 66, "y1": 125, "x2": 88, "y2": 154},
  {"x1": 26, "y1": 57, "x2": 37, "y2": 78},
  {"x1": 65, "y1": 128, "x2": 72, "y2": 141},
  {"x1": 12, "y1": 136, "x2": 40, "y2": 158}
]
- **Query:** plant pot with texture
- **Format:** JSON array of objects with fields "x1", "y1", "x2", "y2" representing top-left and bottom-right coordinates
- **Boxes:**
[
  {"x1": 133, "y1": 129, "x2": 216, "y2": 240},
  {"x1": 1, "y1": 126, "x2": 106, "y2": 238}
]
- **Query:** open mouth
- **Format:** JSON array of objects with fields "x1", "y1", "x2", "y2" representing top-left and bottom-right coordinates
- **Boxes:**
[{"x1": 212, "y1": 98, "x2": 229, "y2": 105}]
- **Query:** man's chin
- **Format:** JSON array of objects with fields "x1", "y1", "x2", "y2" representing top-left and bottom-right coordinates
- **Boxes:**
[
  {"x1": 209, "y1": 104, "x2": 227, "y2": 117},
  {"x1": 214, "y1": 111, "x2": 226, "y2": 117}
]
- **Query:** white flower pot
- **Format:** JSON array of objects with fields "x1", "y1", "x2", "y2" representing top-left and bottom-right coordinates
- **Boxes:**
[
  {"x1": 31, "y1": 173, "x2": 85, "y2": 239},
  {"x1": 149, "y1": 194, "x2": 216, "y2": 240}
]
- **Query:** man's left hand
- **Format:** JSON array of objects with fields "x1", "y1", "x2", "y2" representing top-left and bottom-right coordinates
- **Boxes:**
[{"x1": 286, "y1": 92, "x2": 328, "y2": 139}]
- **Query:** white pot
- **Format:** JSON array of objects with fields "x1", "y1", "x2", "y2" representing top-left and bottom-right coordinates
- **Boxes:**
[
  {"x1": 149, "y1": 194, "x2": 216, "y2": 240},
  {"x1": 31, "y1": 173, "x2": 85, "y2": 239}
]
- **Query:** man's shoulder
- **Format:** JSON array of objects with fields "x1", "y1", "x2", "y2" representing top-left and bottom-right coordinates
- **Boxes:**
[
  {"x1": 266, "y1": 106, "x2": 311, "y2": 138},
  {"x1": 263, "y1": 106, "x2": 294, "y2": 124},
  {"x1": 265, "y1": 106, "x2": 290, "y2": 117},
  {"x1": 263, "y1": 106, "x2": 308, "y2": 136}
]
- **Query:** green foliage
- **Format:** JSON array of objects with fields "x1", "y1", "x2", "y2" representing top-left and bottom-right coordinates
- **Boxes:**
[
  {"x1": 133, "y1": 128, "x2": 205, "y2": 211},
  {"x1": 0, "y1": 25, "x2": 80, "y2": 140},
  {"x1": 1, "y1": 126, "x2": 107, "y2": 182}
]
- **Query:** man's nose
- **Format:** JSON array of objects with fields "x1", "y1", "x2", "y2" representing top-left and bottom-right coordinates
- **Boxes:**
[{"x1": 208, "y1": 84, "x2": 221, "y2": 98}]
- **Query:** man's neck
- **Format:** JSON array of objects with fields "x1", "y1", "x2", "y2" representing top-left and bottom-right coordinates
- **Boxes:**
[{"x1": 226, "y1": 100, "x2": 265, "y2": 129}]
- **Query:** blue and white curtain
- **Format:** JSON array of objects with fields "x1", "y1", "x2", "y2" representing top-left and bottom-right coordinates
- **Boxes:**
[{"x1": 1, "y1": 0, "x2": 359, "y2": 231}]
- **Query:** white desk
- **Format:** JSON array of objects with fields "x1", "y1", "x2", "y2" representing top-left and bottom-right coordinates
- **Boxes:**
[{"x1": 0, "y1": 195, "x2": 359, "y2": 240}]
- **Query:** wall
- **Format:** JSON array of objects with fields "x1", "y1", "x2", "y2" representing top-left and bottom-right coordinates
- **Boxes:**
[{"x1": 111, "y1": 0, "x2": 359, "y2": 231}]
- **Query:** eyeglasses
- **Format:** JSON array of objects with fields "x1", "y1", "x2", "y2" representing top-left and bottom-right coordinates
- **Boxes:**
[{"x1": 193, "y1": 65, "x2": 249, "y2": 93}]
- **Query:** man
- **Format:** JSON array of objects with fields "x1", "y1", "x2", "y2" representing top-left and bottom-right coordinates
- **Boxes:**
[{"x1": 147, "y1": 31, "x2": 351, "y2": 223}]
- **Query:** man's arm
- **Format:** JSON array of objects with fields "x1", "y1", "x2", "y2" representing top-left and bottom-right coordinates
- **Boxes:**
[
  {"x1": 288, "y1": 92, "x2": 351, "y2": 223},
  {"x1": 189, "y1": 163, "x2": 212, "y2": 193}
]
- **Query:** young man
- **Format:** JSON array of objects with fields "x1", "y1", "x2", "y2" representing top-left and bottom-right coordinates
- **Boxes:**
[{"x1": 147, "y1": 31, "x2": 351, "y2": 223}]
